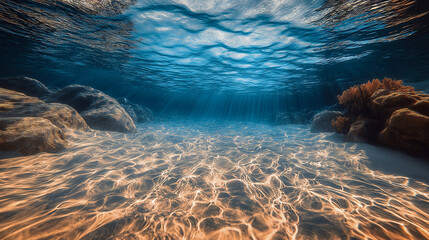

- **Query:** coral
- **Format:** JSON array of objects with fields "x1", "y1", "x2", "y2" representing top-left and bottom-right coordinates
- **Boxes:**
[
  {"x1": 337, "y1": 78, "x2": 415, "y2": 118},
  {"x1": 338, "y1": 78, "x2": 414, "y2": 106},
  {"x1": 331, "y1": 116, "x2": 351, "y2": 134},
  {"x1": 331, "y1": 78, "x2": 428, "y2": 158}
]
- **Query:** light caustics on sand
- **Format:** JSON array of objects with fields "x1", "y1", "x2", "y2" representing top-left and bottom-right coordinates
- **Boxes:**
[{"x1": 0, "y1": 121, "x2": 428, "y2": 239}]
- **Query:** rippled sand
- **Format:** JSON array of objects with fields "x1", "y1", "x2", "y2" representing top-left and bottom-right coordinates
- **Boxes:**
[{"x1": 0, "y1": 120, "x2": 428, "y2": 239}]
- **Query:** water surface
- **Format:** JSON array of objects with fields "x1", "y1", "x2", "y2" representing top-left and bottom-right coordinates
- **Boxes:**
[
  {"x1": 0, "y1": 1, "x2": 429, "y2": 239},
  {"x1": 0, "y1": 0, "x2": 428, "y2": 117}
]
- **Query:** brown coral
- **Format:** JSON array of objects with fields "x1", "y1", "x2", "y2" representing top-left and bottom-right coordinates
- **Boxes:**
[
  {"x1": 331, "y1": 78, "x2": 429, "y2": 158},
  {"x1": 331, "y1": 116, "x2": 351, "y2": 134},
  {"x1": 338, "y1": 78, "x2": 414, "y2": 106},
  {"x1": 337, "y1": 78, "x2": 415, "y2": 119},
  {"x1": 333, "y1": 78, "x2": 416, "y2": 134}
]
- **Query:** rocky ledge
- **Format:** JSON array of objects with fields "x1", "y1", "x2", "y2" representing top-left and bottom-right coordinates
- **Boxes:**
[
  {"x1": 48, "y1": 85, "x2": 137, "y2": 133},
  {"x1": 118, "y1": 97, "x2": 153, "y2": 123},
  {"x1": 313, "y1": 78, "x2": 429, "y2": 158},
  {"x1": 0, "y1": 88, "x2": 89, "y2": 155},
  {"x1": 1, "y1": 76, "x2": 153, "y2": 155}
]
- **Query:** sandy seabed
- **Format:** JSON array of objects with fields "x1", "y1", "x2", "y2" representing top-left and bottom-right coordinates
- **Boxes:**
[{"x1": 0, "y1": 120, "x2": 428, "y2": 239}]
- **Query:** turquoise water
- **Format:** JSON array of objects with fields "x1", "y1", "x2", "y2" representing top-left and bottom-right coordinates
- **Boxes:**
[
  {"x1": 0, "y1": 0, "x2": 429, "y2": 239},
  {"x1": 0, "y1": 0, "x2": 428, "y2": 119}
]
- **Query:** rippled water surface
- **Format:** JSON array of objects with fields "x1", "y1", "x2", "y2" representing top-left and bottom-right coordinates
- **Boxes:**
[
  {"x1": 1, "y1": 0, "x2": 428, "y2": 118},
  {"x1": 1, "y1": 0, "x2": 428, "y2": 94},
  {"x1": 1, "y1": 121, "x2": 428, "y2": 239}
]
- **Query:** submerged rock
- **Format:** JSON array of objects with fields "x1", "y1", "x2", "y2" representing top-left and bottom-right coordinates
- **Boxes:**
[
  {"x1": 378, "y1": 108, "x2": 429, "y2": 156},
  {"x1": 0, "y1": 76, "x2": 139, "y2": 133},
  {"x1": 334, "y1": 78, "x2": 429, "y2": 158},
  {"x1": 346, "y1": 120, "x2": 384, "y2": 143},
  {"x1": 49, "y1": 85, "x2": 136, "y2": 133},
  {"x1": 0, "y1": 76, "x2": 51, "y2": 98},
  {"x1": 0, "y1": 117, "x2": 67, "y2": 155},
  {"x1": 370, "y1": 90, "x2": 419, "y2": 120},
  {"x1": 310, "y1": 110, "x2": 342, "y2": 132},
  {"x1": 0, "y1": 88, "x2": 89, "y2": 131},
  {"x1": 0, "y1": 88, "x2": 89, "y2": 155},
  {"x1": 118, "y1": 97, "x2": 153, "y2": 123}
]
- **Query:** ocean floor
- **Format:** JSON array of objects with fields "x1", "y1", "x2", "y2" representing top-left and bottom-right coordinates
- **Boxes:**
[{"x1": 0, "y1": 120, "x2": 428, "y2": 239}]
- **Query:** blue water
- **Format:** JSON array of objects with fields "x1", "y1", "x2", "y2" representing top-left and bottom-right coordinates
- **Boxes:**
[
  {"x1": 0, "y1": 0, "x2": 428, "y2": 120},
  {"x1": 1, "y1": 1, "x2": 429, "y2": 239}
]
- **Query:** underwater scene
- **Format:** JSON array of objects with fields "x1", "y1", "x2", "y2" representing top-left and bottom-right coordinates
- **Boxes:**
[{"x1": 0, "y1": 0, "x2": 429, "y2": 239}]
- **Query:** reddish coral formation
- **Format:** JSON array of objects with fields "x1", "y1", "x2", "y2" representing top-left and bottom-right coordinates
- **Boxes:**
[
  {"x1": 337, "y1": 78, "x2": 415, "y2": 118},
  {"x1": 338, "y1": 78, "x2": 414, "y2": 105},
  {"x1": 331, "y1": 116, "x2": 351, "y2": 134},
  {"x1": 333, "y1": 78, "x2": 429, "y2": 158}
]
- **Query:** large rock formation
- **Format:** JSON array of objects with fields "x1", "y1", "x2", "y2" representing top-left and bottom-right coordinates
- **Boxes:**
[
  {"x1": 0, "y1": 88, "x2": 89, "y2": 131},
  {"x1": 0, "y1": 88, "x2": 89, "y2": 155},
  {"x1": 370, "y1": 90, "x2": 420, "y2": 120},
  {"x1": 118, "y1": 97, "x2": 153, "y2": 123},
  {"x1": 0, "y1": 76, "x2": 155, "y2": 155},
  {"x1": 0, "y1": 76, "x2": 51, "y2": 98},
  {"x1": 331, "y1": 78, "x2": 429, "y2": 158},
  {"x1": 49, "y1": 85, "x2": 137, "y2": 133},
  {"x1": 0, "y1": 117, "x2": 67, "y2": 155},
  {"x1": 371, "y1": 90, "x2": 429, "y2": 156},
  {"x1": 378, "y1": 108, "x2": 429, "y2": 156},
  {"x1": 345, "y1": 120, "x2": 384, "y2": 143}
]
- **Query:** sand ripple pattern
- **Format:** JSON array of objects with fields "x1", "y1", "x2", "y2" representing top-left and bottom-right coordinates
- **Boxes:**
[{"x1": 0, "y1": 121, "x2": 428, "y2": 239}]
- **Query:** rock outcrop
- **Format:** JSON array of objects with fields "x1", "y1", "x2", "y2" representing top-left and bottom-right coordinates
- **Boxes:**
[
  {"x1": 378, "y1": 108, "x2": 429, "y2": 156},
  {"x1": 331, "y1": 78, "x2": 429, "y2": 158},
  {"x1": 118, "y1": 97, "x2": 153, "y2": 123},
  {"x1": 370, "y1": 90, "x2": 419, "y2": 120},
  {"x1": 49, "y1": 85, "x2": 136, "y2": 133},
  {"x1": 0, "y1": 88, "x2": 89, "y2": 155},
  {"x1": 0, "y1": 88, "x2": 89, "y2": 131},
  {"x1": 0, "y1": 117, "x2": 67, "y2": 155},
  {"x1": 0, "y1": 76, "x2": 51, "y2": 98},
  {"x1": 0, "y1": 75, "x2": 155, "y2": 155},
  {"x1": 345, "y1": 120, "x2": 384, "y2": 143},
  {"x1": 310, "y1": 111, "x2": 342, "y2": 132}
]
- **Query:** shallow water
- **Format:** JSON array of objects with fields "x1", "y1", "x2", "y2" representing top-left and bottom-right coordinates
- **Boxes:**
[
  {"x1": 0, "y1": 1, "x2": 429, "y2": 239},
  {"x1": 1, "y1": 121, "x2": 428, "y2": 239},
  {"x1": 1, "y1": 0, "x2": 428, "y2": 118}
]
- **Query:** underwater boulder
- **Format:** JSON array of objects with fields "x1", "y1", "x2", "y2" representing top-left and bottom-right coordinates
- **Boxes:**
[
  {"x1": 49, "y1": 85, "x2": 136, "y2": 133},
  {"x1": 370, "y1": 90, "x2": 419, "y2": 120},
  {"x1": 118, "y1": 97, "x2": 153, "y2": 123},
  {"x1": 310, "y1": 110, "x2": 342, "y2": 132},
  {"x1": 378, "y1": 108, "x2": 429, "y2": 157},
  {"x1": 0, "y1": 76, "x2": 51, "y2": 99},
  {"x1": 335, "y1": 79, "x2": 429, "y2": 157},
  {"x1": 346, "y1": 120, "x2": 384, "y2": 143},
  {"x1": 409, "y1": 99, "x2": 429, "y2": 116},
  {"x1": 0, "y1": 88, "x2": 89, "y2": 131},
  {"x1": 0, "y1": 117, "x2": 67, "y2": 155},
  {"x1": 0, "y1": 88, "x2": 89, "y2": 155}
]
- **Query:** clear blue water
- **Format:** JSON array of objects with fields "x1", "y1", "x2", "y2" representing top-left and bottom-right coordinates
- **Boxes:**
[
  {"x1": 1, "y1": 1, "x2": 429, "y2": 239},
  {"x1": 0, "y1": 0, "x2": 428, "y2": 120}
]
